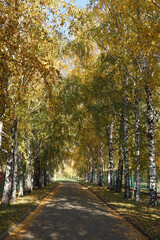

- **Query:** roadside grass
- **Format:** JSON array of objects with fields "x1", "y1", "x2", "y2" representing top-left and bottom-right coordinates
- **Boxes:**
[
  {"x1": 81, "y1": 181, "x2": 160, "y2": 240},
  {"x1": 0, "y1": 182, "x2": 59, "y2": 237}
]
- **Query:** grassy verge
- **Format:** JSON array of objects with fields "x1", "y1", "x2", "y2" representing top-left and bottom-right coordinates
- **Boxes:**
[
  {"x1": 0, "y1": 182, "x2": 59, "y2": 237},
  {"x1": 80, "y1": 181, "x2": 160, "y2": 240}
]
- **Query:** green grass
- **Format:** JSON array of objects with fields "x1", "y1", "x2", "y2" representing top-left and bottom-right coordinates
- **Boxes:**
[
  {"x1": 0, "y1": 182, "x2": 59, "y2": 236},
  {"x1": 80, "y1": 181, "x2": 160, "y2": 240},
  {"x1": 56, "y1": 177, "x2": 79, "y2": 182}
]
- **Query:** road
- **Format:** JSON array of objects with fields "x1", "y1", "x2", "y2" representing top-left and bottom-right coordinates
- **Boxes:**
[{"x1": 6, "y1": 183, "x2": 147, "y2": 240}]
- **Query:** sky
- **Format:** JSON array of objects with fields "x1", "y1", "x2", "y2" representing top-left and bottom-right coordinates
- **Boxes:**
[{"x1": 65, "y1": 0, "x2": 90, "y2": 8}]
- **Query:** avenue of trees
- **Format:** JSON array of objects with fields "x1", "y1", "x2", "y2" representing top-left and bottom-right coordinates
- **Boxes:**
[{"x1": 0, "y1": 0, "x2": 159, "y2": 207}]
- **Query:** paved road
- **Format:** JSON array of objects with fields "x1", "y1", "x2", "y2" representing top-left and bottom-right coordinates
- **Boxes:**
[{"x1": 17, "y1": 183, "x2": 146, "y2": 240}]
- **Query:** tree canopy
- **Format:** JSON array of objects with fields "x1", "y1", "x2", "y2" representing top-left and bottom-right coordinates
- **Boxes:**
[{"x1": 0, "y1": 0, "x2": 160, "y2": 207}]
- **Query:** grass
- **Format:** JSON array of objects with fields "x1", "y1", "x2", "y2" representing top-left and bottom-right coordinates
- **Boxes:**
[
  {"x1": 80, "y1": 181, "x2": 160, "y2": 240},
  {"x1": 0, "y1": 182, "x2": 59, "y2": 237}
]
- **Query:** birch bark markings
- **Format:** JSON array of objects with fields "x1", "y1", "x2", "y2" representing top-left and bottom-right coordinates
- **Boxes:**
[
  {"x1": 18, "y1": 153, "x2": 24, "y2": 197},
  {"x1": 135, "y1": 92, "x2": 141, "y2": 201},
  {"x1": 1, "y1": 120, "x2": 17, "y2": 206},
  {"x1": 146, "y1": 84, "x2": 157, "y2": 206},
  {"x1": 108, "y1": 122, "x2": 114, "y2": 190},
  {"x1": 25, "y1": 139, "x2": 33, "y2": 193},
  {"x1": 11, "y1": 119, "x2": 18, "y2": 202},
  {"x1": 124, "y1": 77, "x2": 130, "y2": 198},
  {"x1": 1, "y1": 154, "x2": 13, "y2": 206},
  {"x1": 116, "y1": 116, "x2": 124, "y2": 192},
  {"x1": 88, "y1": 157, "x2": 93, "y2": 182},
  {"x1": 99, "y1": 140, "x2": 104, "y2": 186},
  {"x1": 141, "y1": 54, "x2": 157, "y2": 206}
]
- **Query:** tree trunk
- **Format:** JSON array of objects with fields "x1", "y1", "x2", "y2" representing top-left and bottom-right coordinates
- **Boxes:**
[
  {"x1": 25, "y1": 143, "x2": 33, "y2": 193},
  {"x1": 94, "y1": 162, "x2": 98, "y2": 185},
  {"x1": 146, "y1": 84, "x2": 157, "y2": 206},
  {"x1": 99, "y1": 140, "x2": 104, "y2": 187},
  {"x1": 35, "y1": 155, "x2": 41, "y2": 189},
  {"x1": 18, "y1": 153, "x2": 23, "y2": 197},
  {"x1": 11, "y1": 148, "x2": 18, "y2": 202},
  {"x1": 88, "y1": 157, "x2": 93, "y2": 182},
  {"x1": 135, "y1": 93, "x2": 141, "y2": 201},
  {"x1": 116, "y1": 146, "x2": 123, "y2": 192},
  {"x1": 132, "y1": 173, "x2": 135, "y2": 200},
  {"x1": 1, "y1": 120, "x2": 17, "y2": 206},
  {"x1": 108, "y1": 122, "x2": 114, "y2": 190},
  {"x1": 11, "y1": 121, "x2": 18, "y2": 202},
  {"x1": 124, "y1": 77, "x2": 130, "y2": 198},
  {"x1": 1, "y1": 153, "x2": 13, "y2": 206}
]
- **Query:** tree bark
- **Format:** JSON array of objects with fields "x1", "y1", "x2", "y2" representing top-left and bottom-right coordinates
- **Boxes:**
[
  {"x1": 1, "y1": 153, "x2": 13, "y2": 206},
  {"x1": 124, "y1": 77, "x2": 130, "y2": 198},
  {"x1": 99, "y1": 140, "x2": 104, "y2": 187},
  {"x1": 135, "y1": 93, "x2": 141, "y2": 201},
  {"x1": 25, "y1": 139, "x2": 33, "y2": 193},
  {"x1": 94, "y1": 162, "x2": 98, "y2": 185},
  {"x1": 88, "y1": 157, "x2": 93, "y2": 182},
  {"x1": 1, "y1": 120, "x2": 17, "y2": 206},
  {"x1": 18, "y1": 153, "x2": 23, "y2": 197},
  {"x1": 11, "y1": 120, "x2": 18, "y2": 202},
  {"x1": 35, "y1": 155, "x2": 41, "y2": 189},
  {"x1": 116, "y1": 146, "x2": 123, "y2": 192},
  {"x1": 108, "y1": 122, "x2": 114, "y2": 190},
  {"x1": 11, "y1": 148, "x2": 18, "y2": 202},
  {"x1": 146, "y1": 84, "x2": 157, "y2": 206}
]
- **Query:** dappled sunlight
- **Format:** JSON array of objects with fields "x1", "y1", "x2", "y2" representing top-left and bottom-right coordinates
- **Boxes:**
[
  {"x1": 11, "y1": 183, "x2": 146, "y2": 240},
  {"x1": 21, "y1": 232, "x2": 35, "y2": 239},
  {"x1": 46, "y1": 197, "x2": 115, "y2": 218},
  {"x1": 110, "y1": 202, "x2": 135, "y2": 208}
]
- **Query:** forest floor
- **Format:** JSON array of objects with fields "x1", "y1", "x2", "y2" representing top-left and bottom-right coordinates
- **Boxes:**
[
  {"x1": 0, "y1": 182, "x2": 59, "y2": 237},
  {"x1": 80, "y1": 181, "x2": 160, "y2": 240}
]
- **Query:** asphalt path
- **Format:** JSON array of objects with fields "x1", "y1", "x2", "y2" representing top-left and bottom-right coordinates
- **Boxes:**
[{"x1": 17, "y1": 183, "x2": 147, "y2": 240}]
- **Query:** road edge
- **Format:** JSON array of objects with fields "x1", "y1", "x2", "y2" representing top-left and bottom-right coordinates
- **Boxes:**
[
  {"x1": 0, "y1": 184, "x2": 59, "y2": 240},
  {"x1": 79, "y1": 182, "x2": 152, "y2": 240}
]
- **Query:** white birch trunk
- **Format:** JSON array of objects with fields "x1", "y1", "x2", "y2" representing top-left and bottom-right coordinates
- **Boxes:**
[
  {"x1": 94, "y1": 162, "x2": 98, "y2": 185},
  {"x1": 146, "y1": 84, "x2": 157, "y2": 206},
  {"x1": 116, "y1": 146, "x2": 123, "y2": 192},
  {"x1": 25, "y1": 139, "x2": 33, "y2": 193},
  {"x1": 135, "y1": 94, "x2": 141, "y2": 201},
  {"x1": 18, "y1": 153, "x2": 23, "y2": 197},
  {"x1": 11, "y1": 148, "x2": 18, "y2": 201},
  {"x1": 1, "y1": 153, "x2": 13, "y2": 206},
  {"x1": 99, "y1": 140, "x2": 104, "y2": 187},
  {"x1": 11, "y1": 120, "x2": 18, "y2": 202},
  {"x1": 1, "y1": 121, "x2": 17, "y2": 206},
  {"x1": 124, "y1": 77, "x2": 130, "y2": 198},
  {"x1": 88, "y1": 157, "x2": 93, "y2": 182},
  {"x1": 108, "y1": 122, "x2": 114, "y2": 190},
  {"x1": 141, "y1": 54, "x2": 157, "y2": 206},
  {"x1": 35, "y1": 155, "x2": 41, "y2": 188}
]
